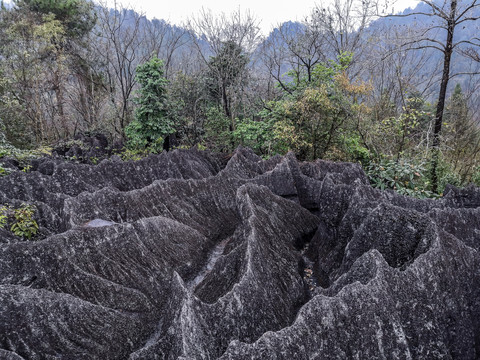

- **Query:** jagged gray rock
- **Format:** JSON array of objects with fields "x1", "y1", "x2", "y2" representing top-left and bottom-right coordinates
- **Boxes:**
[
  {"x1": 0, "y1": 149, "x2": 222, "y2": 240},
  {"x1": 0, "y1": 147, "x2": 479, "y2": 359}
]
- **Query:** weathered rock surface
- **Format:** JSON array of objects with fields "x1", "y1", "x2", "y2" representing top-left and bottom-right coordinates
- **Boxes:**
[{"x1": 0, "y1": 147, "x2": 479, "y2": 359}]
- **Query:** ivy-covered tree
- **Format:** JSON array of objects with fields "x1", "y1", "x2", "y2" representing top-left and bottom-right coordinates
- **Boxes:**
[
  {"x1": 0, "y1": 0, "x2": 97, "y2": 143},
  {"x1": 0, "y1": 6, "x2": 67, "y2": 144},
  {"x1": 21, "y1": 0, "x2": 96, "y2": 139},
  {"x1": 125, "y1": 57, "x2": 175, "y2": 151},
  {"x1": 14, "y1": 0, "x2": 96, "y2": 39},
  {"x1": 188, "y1": 8, "x2": 260, "y2": 139},
  {"x1": 205, "y1": 40, "x2": 249, "y2": 121}
]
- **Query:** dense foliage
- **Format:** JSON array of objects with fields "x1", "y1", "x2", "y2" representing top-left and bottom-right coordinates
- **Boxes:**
[
  {"x1": 0, "y1": 203, "x2": 39, "y2": 239},
  {"x1": 1, "y1": 0, "x2": 480, "y2": 197},
  {"x1": 125, "y1": 57, "x2": 175, "y2": 151}
]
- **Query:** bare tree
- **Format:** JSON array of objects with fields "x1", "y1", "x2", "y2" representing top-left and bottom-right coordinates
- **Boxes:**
[
  {"x1": 187, "y1": 8, "x2": 261, "y2": 126},
  {"x1": 143, "y1": 19, "x2": 190, "y2": 78},
  {"x1": 68, "y1": 41, "x2": 109, "y2": 134},
  {"x1": 256, "y1": 28, "x2": 290, "y2": 100},
  {"x1": 312, "y1": 0, "x2": 379, "y2": 75},
  {"x1": 189, "y1": 8, "x2": 261, "y2": 55},
  {"x1": 259, "y1": 19, "x2": 327, "y2": 94},
  {"x1": 95, "y1": 2, "x2": 150, "y2": 136},
  {"x1": 258, "y1": 0, "x2": 377, "y2": 101},
  {"x1": 356, "y1": 24, "x2": 440, "y2": 160},
  {"x1": 387, "y1": 0, "x2": 480, "y2": 192}
]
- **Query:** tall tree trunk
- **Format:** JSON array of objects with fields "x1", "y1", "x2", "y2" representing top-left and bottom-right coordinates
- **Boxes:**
[
  {"x1": 222, "y1": 84, "x2": 236, "y2": 149},
  {"x1": 222, "y1": 84, "x2": 231, "y2": 119},
  {"x1": 54, "y1": 45, "x2": 68, "y2": 139},
  {"x1": 431, "y1": 0, "x2": 456, "y2": 193},
  {"x1": 54, "y1": 69, "x2": 68, "y2": 139}
]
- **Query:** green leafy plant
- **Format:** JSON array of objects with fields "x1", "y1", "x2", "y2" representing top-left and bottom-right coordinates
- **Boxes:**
[
  {"x1": 366, "y1": 159, "x2": 436, "y2": 198},
  {"x1": 472, "y1": 166, "x2": 480, "y2": 186},
  {"x1": 0, "y1": 205, "x2": 8, "y2": 228},
  {"x1": 196, "y1": 143, "x2": 207, "y2": 151},
  {"x1": 118, "y1": 148, "x2": 149, "y2": 161},
  {"x1": 258, "y1": 52, "x2": 371, "y2": 161},
  {"x1": 233, "y1": 117, "x2": 277, "y2": 155},
  {"x1": 0, "y1": 165, "x2": 12, "y2": 176},
  {"x1": 0, "y1": 136, "x2": 52, "y2": 171},
  {"x1": 10, "y1": 204, "x2": 39, "y2": 239},
  {"x1": 125, "y1": 57, "x2": 175, "y2": 151},
  {"x1": 343, "y1": 134, "x2": 371, "y2": 165},
  {"x1": 436, "y1": 159, "x2": 463, "y2": 194},
  {"x1": 203, "y1": 107, "x2": 234, "y2": 152}
]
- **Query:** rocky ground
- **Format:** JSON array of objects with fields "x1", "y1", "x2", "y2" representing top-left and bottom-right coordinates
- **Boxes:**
[{"x1": 0, "y1": 147, "x2": 478, "y2": 359}]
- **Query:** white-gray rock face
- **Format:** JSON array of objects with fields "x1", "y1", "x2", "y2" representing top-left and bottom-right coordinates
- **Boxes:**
[{"x1": 0, "y1": 147, "x2": 479, "y2": 359}]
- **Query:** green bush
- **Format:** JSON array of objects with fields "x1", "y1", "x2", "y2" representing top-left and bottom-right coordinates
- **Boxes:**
[
  {"x1": 0, "y1": 136, "x2": 52, "y2": 172},
  {"x1": 472, "y1": 167, "x2": 480, "y2": 186},
  {"x1": 0, "y1": 165, "x2": 12, "y2": 176},
  {"x1": 125, "y1": 57, "x2": 175, "y2": 151},
  {"x1": 438, "y1": 171, "x2": 462, "y2": 194},
  {"x1": 203, "y1": 107, "x2": 234, "y2": 152},
  {"x1": 0, "y1": 206, "x2": 8, "y2": 228},
  {"x1": 343, "y1": 134, "x2": 371, "y2": 165},
  {"x1": 366, "y1": 158, "x2": 436, "y2": 198},
  {"x1": 233, "y1": 117, "x2": 277, "y2": 156},
  {"x1": 10, "y1": 204, "x2": 39, "y2": 239},
  {"x1": 118, "y1": 147, "x2": 149, "y2": 161},
  {"x1": 0, "y1": 203, "x2": 39, "y2": 240},
  {"x1": 435, "y1": 159, "x2": 463, "y2": 194}
]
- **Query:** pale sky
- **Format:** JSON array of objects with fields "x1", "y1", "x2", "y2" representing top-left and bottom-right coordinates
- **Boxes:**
[
  {"x1": 3, "y1": 0, "x2": 421, "y2": 35},
  {"x1": 104, "y1": 0, "x2": 421, "y2": 35}
]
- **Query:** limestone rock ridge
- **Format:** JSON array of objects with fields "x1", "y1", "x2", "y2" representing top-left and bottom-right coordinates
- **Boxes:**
[{"x1": 0, "y1": 147, "x2": 478, "y2": 359}]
